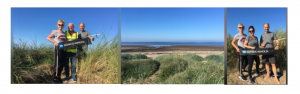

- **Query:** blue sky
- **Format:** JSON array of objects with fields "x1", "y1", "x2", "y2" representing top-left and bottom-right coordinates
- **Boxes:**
[
  {"x1": 12, "y1": 8, "x2": 118, "y2": 46},
  {"x1": 227, "y1": 8, "x2": 286, "y2": 41},
  {"x1": 121, "y1": 8, "x2": 224, "y2": 42}
]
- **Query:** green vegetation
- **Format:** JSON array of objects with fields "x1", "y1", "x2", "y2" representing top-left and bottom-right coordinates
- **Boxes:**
[
  {"x1": 12, "y1": 32, "x2": 118, "y2": 84},
  {"x1": 121, "y1": 59, "x2": 160, "y2": 81},
  {"x1": 121, "y1": 53, "x2": 224, "y2": 84},
  {"x1": 227, "y1": 27, "x2": 287, "y2": 73}
]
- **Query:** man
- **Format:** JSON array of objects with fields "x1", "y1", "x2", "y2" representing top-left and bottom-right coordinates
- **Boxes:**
[
  {"x1": 77, "y1": 23, "x2": 94, "y2": 71},
  {"x1": 260, "y1": 23, "x2": 280, "y2": 84},
  {"x1": 64, "y1": 23, "x2": 79, "y2": 82}
]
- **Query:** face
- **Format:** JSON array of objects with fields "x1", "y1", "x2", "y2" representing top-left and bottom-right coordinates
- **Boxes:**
[
  {"x1": 57, "y1": 22, "x2": 64, "y2": 30},
  {"x1": 238, "y1": 25, "x2": 244, "y2": 32},
  {"x1": 79, "y1": 24, "x2": 85, "y2": 31},
  {"x1": 264, "y1": 24, "x2": 269, "y2": 32},
  {"x1": 249, "y1": 28, "x2": 255, "y2": 35},
  {"x1": 68, "y1": 23, "x2": 74, "y2": 31}
]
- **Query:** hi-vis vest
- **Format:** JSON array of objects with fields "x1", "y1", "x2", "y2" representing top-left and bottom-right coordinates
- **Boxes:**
[{"x1": 64, "y1": 31, "x2": 78, "y2": 53}]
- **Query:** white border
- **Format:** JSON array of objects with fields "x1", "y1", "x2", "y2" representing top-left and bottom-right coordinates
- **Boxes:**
[{"x1": 2, "y1": 0, "x2": 300, "y2": 94}]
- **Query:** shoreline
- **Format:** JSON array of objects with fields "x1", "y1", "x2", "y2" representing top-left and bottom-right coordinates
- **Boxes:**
[{"x1": 121, "y1": 45, "x2": 224, "y2": 59}]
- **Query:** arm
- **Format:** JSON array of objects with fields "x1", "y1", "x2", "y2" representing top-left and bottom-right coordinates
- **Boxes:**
[
  {"x1": 244, "y1": 41, "x2": 254, "y2": 49},
  {"x1": 260, "y1": 35, "x2": 266, "y2": 47},
  {"x1": 231, "y1": 38, "x2": 240, "y2": 52},
  {"x1": 274, "y1": 33, "x2": 279, "y2": 50},
  {"x1": 47, "y1": 30, "x2": 58, "y2": 46},
  {"x1": 275, "y1": 40, "x2": 279, "y2": 50},
  {"x1": 87, "y1": 32, "x2": 94, "y2": 41}
]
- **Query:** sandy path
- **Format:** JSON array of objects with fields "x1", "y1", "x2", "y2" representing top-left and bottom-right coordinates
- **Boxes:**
[{"x1": 227, "y1": 58, "x2": 286, "y2": 85}]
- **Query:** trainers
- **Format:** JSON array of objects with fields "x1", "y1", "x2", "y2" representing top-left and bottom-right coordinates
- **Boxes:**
[
  {"x1": 238, "y1": 76, "x2": 246, "y2": 81},
  {"x1": 65, "y1": 77, "x2": 69, "y2": 82},
  {"x1": 249, "y1": 78, "x2": 255, "y2": 84},
  {"x1": 52, "y1": 79, "x2": 60, "y2": 84},
  {"x1": 255, "y1": 72, "x2": 262, "y2": 76},
  {"x1": 73, "y1": 78, "x2": 77, "y2": 83}
]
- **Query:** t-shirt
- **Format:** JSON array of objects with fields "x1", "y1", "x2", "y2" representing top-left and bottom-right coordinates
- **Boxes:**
[
  {"x1": 260, "y1": 32, "x2": 278, "y2": 48},
  {"x1": 78, "y1": 30, "x2": 92, "y2": 51},
  {"x1": 234, "y1": 33, "x2": 247, "y2": 48},
  {"x1": 245, "y1": 36, "x2": 259, "y2": 48},
  {"x1": 52, "y1": 30, "x2": 67, "y2": 44},
  {"x1": 79, "y1": 30, "x2": 92, "y2": 39}
]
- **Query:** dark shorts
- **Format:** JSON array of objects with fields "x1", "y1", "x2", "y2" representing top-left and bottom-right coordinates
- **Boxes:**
[{"x1": 262, "y1": 55, "x2": 276, "y2": 63}]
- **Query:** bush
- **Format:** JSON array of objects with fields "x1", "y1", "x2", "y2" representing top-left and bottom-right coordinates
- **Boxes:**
[
  {"x1": 121, "y1": 54, "x2": 133, "y2": 61},
  {"x1": 166, "y1": 62, "x2": 224, "y2": 84},
  {"x1": 182, "y1": 54, "x2": 204, "y2": 62},
  {"x1": 133, "y1": 54, "x2": 148, "y2": 59},
  {"x1": 205, "y1": 54, "x2": 223, "y2": 64},
  {"x1": 155, "y1": 54, "x2": 189, "y2": 81},
  {"x1": 121, "y1": 59, "x2": 160, "y2": 82}
]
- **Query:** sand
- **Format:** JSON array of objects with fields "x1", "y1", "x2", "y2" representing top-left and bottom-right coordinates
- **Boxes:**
[{"x1": 121, "y1": 45, "x2": 224, "y2": 59}]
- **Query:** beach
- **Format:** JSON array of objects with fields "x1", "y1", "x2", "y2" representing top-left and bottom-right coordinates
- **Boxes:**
[{"x1": 121, "y1": 45, "x2": 224, "y2": 59}]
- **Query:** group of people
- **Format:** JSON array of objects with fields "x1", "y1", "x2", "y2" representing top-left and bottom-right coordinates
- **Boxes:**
[
  {"x1": 232, "y1": 23, "x2": 281, "y2": 84},
  {"x1": 47, "y1": 19, "x2": 95, "y2": 83}
]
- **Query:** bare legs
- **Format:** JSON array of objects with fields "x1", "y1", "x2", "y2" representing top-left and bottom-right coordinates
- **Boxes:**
[{"x1": 264, "y1": 62, "x2": 281, "y2": 84}]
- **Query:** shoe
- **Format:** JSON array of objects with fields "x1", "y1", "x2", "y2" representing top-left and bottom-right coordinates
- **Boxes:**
[
  {"x1": 255, "y1": 72, "x2": 262, "y2": 76},
  {"x1": 57, "y1": 77, "x2": 63, "y2": 83},
  {"x1": 73, "y1": 78, "x2": 77, "y2": 83},
  {"x1": 52, "y1": 79, "x2": 59, "y2": 84},
  {"x1": 249, "y1": 78, "x2": 255, "y2": 84},
  {"x1": 65, "y1": 77, "x2": 69, "y2": 82},
  {"x1": 238, "y1": 75, "x2": 246, "y2": 81}
]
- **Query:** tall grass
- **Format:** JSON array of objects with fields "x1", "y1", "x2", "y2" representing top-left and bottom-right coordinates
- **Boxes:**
[
  {"x1": 77, "y1": 31, "x2": 118, "y2": 84},
  {"x1": 121, "y1": 59, "x2": 160, "y2": 82},
  {"x1": 12, "y1": 31, "x2": 118, "y2": 84},
  {"x1": 12, "y1": 39, "x2": 55, "y2": 83},
  {"x1": 121, "y1": 53, "x2": 224, "y2": 84},
  {"x1": 227, "y1": 27, "x2": 287, "y2": 73},
  {"x1": 157, "y1": 53, "x2": 224, "y2": 84}
]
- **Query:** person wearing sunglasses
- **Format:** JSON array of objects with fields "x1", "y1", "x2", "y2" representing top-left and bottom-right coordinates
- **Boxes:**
[
  {"x1": 244, "y1": 26, "x2": 260, "y2": 84},
  {"x1": 260, "y1": 23, "x2": 280, "y2": 84},
  {"x1": 77, "y1": 22, "x2": 94, "y2": 72},
  {"x1": 47, "y1": 19, "x2": 67, "y2": 83},
  {"x1": 231, "y1": 23, "x2": 248, "y2": 81}
]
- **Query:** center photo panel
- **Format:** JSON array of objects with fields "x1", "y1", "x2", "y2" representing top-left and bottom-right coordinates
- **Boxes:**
[{"x1": 121, "y1": 8, "x2": 225, "y2": 84}]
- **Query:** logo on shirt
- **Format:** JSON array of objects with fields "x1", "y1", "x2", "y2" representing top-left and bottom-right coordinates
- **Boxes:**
[
  {"x1": 59, "y1": 44, "x2": 63, "y2": 48},
  {"x1": 242, "y1": 50, "x2": 246, "y2": 54},
  {"x1": 58, "y1": 35, "x2": 67, "y2": 41},
  {"x1": 240, "y1": 37, "x2": 246, "y2": 42}
]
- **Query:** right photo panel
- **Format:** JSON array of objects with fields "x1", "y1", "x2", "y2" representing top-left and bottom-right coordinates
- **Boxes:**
[{"x1": 226, "y1": 8, "x2": 287, "y2": 85}]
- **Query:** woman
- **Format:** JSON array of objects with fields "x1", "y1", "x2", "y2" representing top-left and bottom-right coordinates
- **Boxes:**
[
  {"x1": 244, "y1": 26, "x2": 260, "y2": 84},
  {"x1": 47, "y1": 19, "x2": 67, "y2": 83},
  {"x1": 231, "y1": 23, "x2": 248, "y2": 81}
]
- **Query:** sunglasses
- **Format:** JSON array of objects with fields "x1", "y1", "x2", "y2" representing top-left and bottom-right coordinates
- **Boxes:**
[
  {"x1": 58, "y1": 24, "x2": 64, "y2": 26},
  {"x1": 249, "y1": 31, "x2": 254, "y2": 33},
  {"x1": 238, "y1": 27, "x2": 244, "y2": 29}
]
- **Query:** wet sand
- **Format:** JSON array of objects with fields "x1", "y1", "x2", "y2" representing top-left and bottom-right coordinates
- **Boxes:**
[{"x1": 121, "y1": 45, "x2": 224, "y2": 59}]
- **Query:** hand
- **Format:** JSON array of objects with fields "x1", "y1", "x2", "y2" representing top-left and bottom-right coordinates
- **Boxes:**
[
  {"x1": 251, "y1": 47, "x2": 256, "y2": 50},
  {"x1": 275, "y1": 46, "x2": 279, "y2": 50},
  {"x1": 54, "y1": 42, "x2": 58, "y2": 47},
  {"x1": 90, "y1": 37, "x2": 94, "y2": 41},
  {"x1": 261, "y1": 43, "x2": 267, "y2": 47},
  {"x1": 236, "y1": 48, "x2": 240, "y2": 53}
]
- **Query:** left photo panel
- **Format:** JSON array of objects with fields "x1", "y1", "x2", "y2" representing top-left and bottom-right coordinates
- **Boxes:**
[{"x1": 11, "y1": 8, "x2": 119, "y2": 84}]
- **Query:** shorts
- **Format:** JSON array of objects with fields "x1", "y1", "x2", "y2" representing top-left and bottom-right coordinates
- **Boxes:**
[{"x1": 262, "y1": 55, "x2": 276, "y2": 63}]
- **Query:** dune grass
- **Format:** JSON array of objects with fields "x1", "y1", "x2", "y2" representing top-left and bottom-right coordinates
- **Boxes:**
[
  {"x1": 227, "y1": 27, "x2": 287, "y2": 73},
  {"x1": 77, "y1": 32, "x2": 118, "y2": 84},
  {"x1": 121, "y1": 59, "x2": 160, "y2": 82},
  {"x1": 121, "y1": 53, "x2": 224, "y2": 84},
  {"x1": 12, "y1": 32, "x2": 118, "y2": 84}
]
